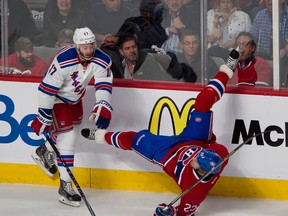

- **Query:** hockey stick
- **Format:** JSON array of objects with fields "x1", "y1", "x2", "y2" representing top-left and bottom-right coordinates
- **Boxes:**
[
  {"x1": 164, "y1": 131, "x2": 267, "y2": 211},
  {"x1": 44, "y1": 133, "x2": 96, "y2": 216}
]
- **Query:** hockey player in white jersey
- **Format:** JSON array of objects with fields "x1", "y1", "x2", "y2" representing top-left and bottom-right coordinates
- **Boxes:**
[{"x1": 31, "y1": 27, "x2": 113, "y2": 207}]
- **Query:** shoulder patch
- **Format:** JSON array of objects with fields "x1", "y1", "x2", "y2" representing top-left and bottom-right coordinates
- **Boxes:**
[
  {"x1": 90, "y1": 49, "x2": 111, "y2": 69},
  {"x1": 56, "y1": 46, "x2": 78, "y2": 69}
]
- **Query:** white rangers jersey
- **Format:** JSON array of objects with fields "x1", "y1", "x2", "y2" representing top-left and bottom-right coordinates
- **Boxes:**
[{"x1": 37, "y1": 45, "x2": 113, "y2": 110}]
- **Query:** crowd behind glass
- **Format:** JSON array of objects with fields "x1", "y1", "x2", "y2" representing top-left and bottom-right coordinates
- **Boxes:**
[{"x1": 1, "y1": 0, "x2": 288, "y2": 89}]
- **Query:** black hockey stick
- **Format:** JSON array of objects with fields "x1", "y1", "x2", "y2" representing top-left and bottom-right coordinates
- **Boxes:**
[
  {"x1": 164, "y1": 131, "x2": 267, "y2": 211},
  {"x1": 44, "y1": 133, "x2": 96, "y2": 216}
]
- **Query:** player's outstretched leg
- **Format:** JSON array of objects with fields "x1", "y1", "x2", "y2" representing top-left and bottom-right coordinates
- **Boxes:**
[
  {"x1": 81, "y1": 128, "x2": 136, "y2": 150},
  {"x1": 58, "y1": 179, "x2": 81, "y2": 207},
  {"x1": 31, "y1": 142, "x2": 57, "y2": 177}
]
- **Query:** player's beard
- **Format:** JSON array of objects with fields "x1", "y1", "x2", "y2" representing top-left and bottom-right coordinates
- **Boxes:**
[
  {"x1": 78, "y1": 49, "x2": 95, "y2": 62},
  {"x1": 19, "y1": 55, "x2": 34, "y2": 68}
]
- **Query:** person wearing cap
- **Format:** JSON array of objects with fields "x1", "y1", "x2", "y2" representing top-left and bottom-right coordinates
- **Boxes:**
[
  {"x1": 55, "y1": 28, "x2": 74, "y2": 48},
  {"x1": 1, "y1": 37, "x2": 48, "y2": 76},
  {"x1": 30, "y1": 27, "x2": 113, "y2": 207}
]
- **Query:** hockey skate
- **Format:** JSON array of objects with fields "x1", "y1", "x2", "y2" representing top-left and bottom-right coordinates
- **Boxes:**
[
  {"x1": 81, "y1": 128, "x2": 108, "y2": 144},
  {"x1": 81, "y1": 128, "x2": 96, "y2": 140},
  {"x1": 225, "y1": 48, "x2": 240, "y2": 72},
  {"x1": 58, "y1": 179, "x2": 81, "y2": 207},
  {"x1": 31, "y1": 143, "x2": 57, "y2": 178}
]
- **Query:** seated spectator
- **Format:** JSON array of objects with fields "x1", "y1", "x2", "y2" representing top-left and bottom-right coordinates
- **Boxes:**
[
  {"x1": 169, "y1": 29, "x2": 218, "y2": 83},
  {"x1": 116, "y1": 34, "x2": 174, "y2": 80},
  {"x1": 1, "y1": 37, "x2": 48, "y2": 76},
  {"x1": 0, "y1": 0, "x2": 36, "y2": 56},
  {"x1": 42, "y1": 0, "x2": 94, "y2": 47},
  {"x1": 207, "y1": 0, "x2": 252, "y2": 60},
  {"x1": 91, "y1": 0, "x2": 132, "y2": 45},
  {"x1": 100, "y1": 0, "x2": 167, "y2": 77},
  {"x1": 228, "y1": 31, "x2": 272, "y2": 86}
]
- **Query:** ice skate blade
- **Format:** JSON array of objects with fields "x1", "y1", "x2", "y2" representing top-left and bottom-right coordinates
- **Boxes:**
[
  {"x1": 59, "y1": 195, "x2": 80, "y2": 207},
  {"x1": 31, "y1": 154, "x2": 54, "y2": 178}
]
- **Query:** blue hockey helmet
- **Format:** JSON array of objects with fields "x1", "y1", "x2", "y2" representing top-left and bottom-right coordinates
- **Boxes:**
[{"x1": 197, "y1": 149, "x2": 223, "y2": 174}]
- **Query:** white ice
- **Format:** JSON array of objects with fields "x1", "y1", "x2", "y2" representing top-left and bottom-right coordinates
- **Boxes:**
[{"x1": 0, "y1": 183, "x2": 286, "y2": 216}]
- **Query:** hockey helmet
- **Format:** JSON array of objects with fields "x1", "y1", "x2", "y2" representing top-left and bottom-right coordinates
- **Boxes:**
[
  {"x1": 197, "y1": 149, "x2": 222, "y2": 174},
  {"x1": 73, "y1": 27, "x2": 95, "y2": 45}
]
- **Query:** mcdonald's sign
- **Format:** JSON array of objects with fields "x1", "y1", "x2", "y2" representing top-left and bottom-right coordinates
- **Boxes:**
[{"x1": 148, "y1": 96, "x2": 196, "y2": 135}]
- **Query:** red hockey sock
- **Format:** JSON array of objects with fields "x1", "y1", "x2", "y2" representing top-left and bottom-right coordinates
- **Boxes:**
[
  {"x1": 105, "y1": 131, "x2": 137, "y2": 150},
  {"x1": 195, "y1": 72, "x2": 229, "y2": 112}
]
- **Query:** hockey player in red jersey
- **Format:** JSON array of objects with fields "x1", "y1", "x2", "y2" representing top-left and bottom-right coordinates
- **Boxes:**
[
  {"x1": 82, "y1": 48, "x2": 240, "y2": 215},
  {"x1": 30, "y1": 27, "x2": 113, "y2": 207}
]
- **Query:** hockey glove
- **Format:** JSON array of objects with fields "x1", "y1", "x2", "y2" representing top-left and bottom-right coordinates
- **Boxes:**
[
  {"x1": 89, "y1": 100, "x2": 112, "y2": 129},
  {"x1": 154, "y1": 203, "x2": 176, "y2": 216},
  {"x1": 31, "y1": 108, "x2": 53, "y2": 135}
]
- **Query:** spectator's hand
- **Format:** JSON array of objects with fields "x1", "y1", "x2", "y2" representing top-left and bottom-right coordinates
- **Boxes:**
[
  {"x1": 222, "y1": 39, "x2": 235, "y2": 49},
  {"x1": 168, "y1": 26, "x2": 178, "y2": 34},
  {"x1": 151, "y1": 45, "x2": 166, "y2": 54},
  {"x1": 172, "y1": 16, "x2": 185, "y2": 30},
  {"x1": 208, "y1": 35, "x2": 217, "y2": 45}
]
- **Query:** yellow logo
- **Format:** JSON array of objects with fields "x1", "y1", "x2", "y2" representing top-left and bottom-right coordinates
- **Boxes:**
[{"x1": 148, "y1": 97, "x2": 196, "y2": 135}]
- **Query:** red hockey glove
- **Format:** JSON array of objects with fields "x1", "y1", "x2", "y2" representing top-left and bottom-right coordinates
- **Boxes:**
[
  {"x1": 89, "y1": 100, "x2": 112, "y2": 129},
  {"x1": 154, "y1": 203, "x2": 176, "y2": 216},
  {"x1": 31, "y1": 108, "x2": 53, "y2": 135}
]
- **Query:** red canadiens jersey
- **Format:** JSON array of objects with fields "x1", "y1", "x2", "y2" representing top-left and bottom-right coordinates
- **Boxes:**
[{"x1": 162, "y1": 141, "x2": 229, "y2": 216}]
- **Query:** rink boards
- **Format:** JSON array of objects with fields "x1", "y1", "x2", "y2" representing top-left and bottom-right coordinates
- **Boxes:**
[{"x1": 1, "y1": 79, "x2": 288, "y2": 200}]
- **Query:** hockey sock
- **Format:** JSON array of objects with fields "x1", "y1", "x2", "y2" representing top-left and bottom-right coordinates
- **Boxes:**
[
  {"x1": 105, "y1": 131, "x2": 137, "y2": 150},
  {"x1": 56, "y1": 130, "x2": 76, "y2": 182},
  {"x1": 194, "y1": 72, "x2": 228, "y2": 112}
]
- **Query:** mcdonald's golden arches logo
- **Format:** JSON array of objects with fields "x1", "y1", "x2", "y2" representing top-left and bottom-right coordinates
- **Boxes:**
[{"x1": 148, "y1": 96, "x2": 196, "y2": 135}]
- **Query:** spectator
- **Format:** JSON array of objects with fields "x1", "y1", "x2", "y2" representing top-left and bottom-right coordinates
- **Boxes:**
[
  {"x1": 250, "y1": 0, "x2": 288, "y2": 60},
  {"x1": 117, "y1": 34, "x2": 173, "y2": 80},
  {"x1": 207, "y1": 0, "x2": 252, "y2": 60},
  {"x1": 55, "y1": 28, "x2": 74, "y2": 48},
  {"x1": 91, "y1": 0, "x2": 131, "y2": 45},
  {"x1": 42, "y1": 0, "x2": 94, "y2": 47},
  {"x1": 228, "y1": 31, "x2": 272, "y2": 86},
  {"x1": 0, "y1": 0, "x2": 36, "y2": 56},
  {"x1": 103, "y1": 0, "x2": 167, "y2": 50},
  {"x1": 1, "y1": 37, "x2": 48, "y2": 76},
  {"x1": 161, "y1": 0, "x2": 186, "y2": 54},
  {"x1": 178, "y1": 0, "x2": 201, "y2": 33},
  {"x1": 170, "y1": 29, "x2": 219, "y2": 83}
]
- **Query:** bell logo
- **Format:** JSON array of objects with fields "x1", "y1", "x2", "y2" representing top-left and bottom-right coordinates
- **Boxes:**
[{"x1": 148, "y1": 96, "x2": 196, "y2": 135}]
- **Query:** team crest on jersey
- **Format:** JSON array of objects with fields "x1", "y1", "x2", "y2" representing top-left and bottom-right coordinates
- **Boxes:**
[
  {"x1": 70, "y1": 71, "x2": 85, "y2": 95},
  {"x1": 178, "y1": 146, "x2": 202, "y2": 166}
]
